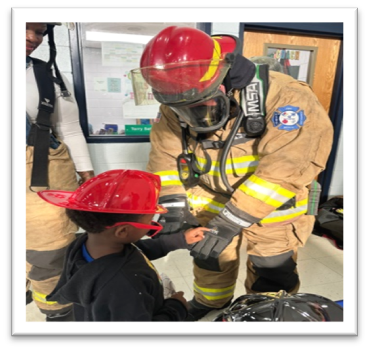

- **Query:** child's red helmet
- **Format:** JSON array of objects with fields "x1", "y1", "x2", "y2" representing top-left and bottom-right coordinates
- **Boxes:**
[
  {"x1": 37, "y1": 169, "x2": 168, "y2": 214},
  {"x1": 131, "y1": 26, "x2": 239, "y2": 106}
]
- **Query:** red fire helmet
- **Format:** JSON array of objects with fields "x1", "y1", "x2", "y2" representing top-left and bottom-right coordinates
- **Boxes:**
[
  {"x1": 131, "y1": 26, "x2": 238, "y2": 106},
  {"x1": 37, "y1": 169, "x2": 168, "y2": 214}
]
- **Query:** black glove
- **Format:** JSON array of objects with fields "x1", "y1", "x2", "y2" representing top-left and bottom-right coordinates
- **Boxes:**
[
  {"x1": 190, "y1": 215, "x2": 242, "y2": 260},
  {"x1": 157, "y1": 195, "x2": 199, "y2": 235}
]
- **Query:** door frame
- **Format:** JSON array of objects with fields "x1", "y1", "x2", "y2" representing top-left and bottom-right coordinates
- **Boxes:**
[{"x1": 239, "y1": 23, "x2": 343, "y2": 203}]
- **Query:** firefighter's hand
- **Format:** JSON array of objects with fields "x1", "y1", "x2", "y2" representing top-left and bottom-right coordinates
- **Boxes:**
[
  {"x1": 190, "y1": 216, "x2": 242, "y2": 260},
  {"x1": 77, "y1": 171, "x2": 95, "y2": 185},
  {"x1": 183, "y1": 227, "x2": 210, "y2": 245}
]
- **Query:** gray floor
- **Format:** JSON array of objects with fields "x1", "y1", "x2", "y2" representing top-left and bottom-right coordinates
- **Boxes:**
[{"x1": 26, "y1": 233, "x2": 343, "y2": 322}]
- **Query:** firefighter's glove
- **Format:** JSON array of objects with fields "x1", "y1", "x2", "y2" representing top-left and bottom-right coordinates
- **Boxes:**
[
  {"x1": 190, "y1": 215, "x2": 243, "y2": 260},
  {"x1": 158, "y1": 195, "x2": 199, "y2": 235}
]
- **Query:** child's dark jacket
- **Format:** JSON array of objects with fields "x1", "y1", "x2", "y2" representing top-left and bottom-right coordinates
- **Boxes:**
[{"x1": 46, "y1": 233, "x2": 189, "y2": 321}]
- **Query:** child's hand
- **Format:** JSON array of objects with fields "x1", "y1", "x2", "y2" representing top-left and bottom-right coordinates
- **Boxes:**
[
  {"x1": 184, "y1": 227, "x2": 210, "y2": 245},
  {"x1": 169, "y1": 291, "x2": 188, "y2": 309}
]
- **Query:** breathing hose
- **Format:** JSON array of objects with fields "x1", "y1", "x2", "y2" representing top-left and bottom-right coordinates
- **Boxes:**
[{"x1": 219, "y1": 110, "x2": 245, "y2": 193}]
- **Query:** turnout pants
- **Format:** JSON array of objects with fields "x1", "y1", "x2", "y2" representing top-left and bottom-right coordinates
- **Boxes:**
[
  {"x1": 26, "y1": 142, "x2": 78, "y2": 315},
  {"x1": 188, "y1": 186, "x2": 314, "y2": 309}
]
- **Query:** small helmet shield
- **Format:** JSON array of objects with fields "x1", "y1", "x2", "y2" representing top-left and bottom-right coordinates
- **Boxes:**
[{"x1": 131, "y1": 59, "x2": 231, "y2": 106}]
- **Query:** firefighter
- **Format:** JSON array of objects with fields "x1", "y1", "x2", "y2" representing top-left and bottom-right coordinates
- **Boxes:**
[
  {"x1": 131, "y1": 26, "x2": 333, "y2": 321},
  {"x1": 26, "y1": 22, "x2": 95, "y2": 321}
]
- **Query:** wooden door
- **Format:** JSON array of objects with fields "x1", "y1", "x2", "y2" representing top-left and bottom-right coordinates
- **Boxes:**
[{"x1": 243, "y1": 31, "x2": 341, "y2": 113}]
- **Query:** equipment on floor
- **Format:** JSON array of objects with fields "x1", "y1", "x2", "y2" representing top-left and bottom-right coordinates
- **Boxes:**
[
  {"x1": 313, "y1": 196, "x2": 343, "y2": 249},
  {"x1": 213, "y1": 290, "x2": 343, "y2": 321}
]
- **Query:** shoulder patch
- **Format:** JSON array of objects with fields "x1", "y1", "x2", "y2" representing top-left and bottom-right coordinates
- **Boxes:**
[{"x1": 272, "y1": 105, "x2": 306, "y2": 131}]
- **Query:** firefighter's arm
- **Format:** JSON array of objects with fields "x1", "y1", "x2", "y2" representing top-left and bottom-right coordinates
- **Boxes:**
[
  {"x1": 230, "y1": 84, "x2": 333, "y2": 222},
  {"x1": 147, "y1": 104, "x2": 186, "y2": 197},
  {"x1": 148, "y1": 105, "x2": 196, "y2": 233},
  {"x1": 77, "y1": 170, "x2": 95, "y2": 185},
  {"x1": 191, "y1": 84, "x2": 334, "y2": 260}
]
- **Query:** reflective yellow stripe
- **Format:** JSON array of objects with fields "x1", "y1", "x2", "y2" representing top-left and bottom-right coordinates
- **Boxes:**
[
  {"x1": 261, "y1": 199, "x2": 308, "y2": 224},
  {"x1": 199, "y1": 39, "x2": 221, "y2": 82},
  {"x1": 239, "y1": 174, "x2": 295, "y2": 208},
  {"x1": 155, "y1": 170, "x2": 182, "y2": 187},
  {"x1": 231, "y1": 155, "x2": 259, "y2": 173},
  {"x1": 32, "y1": 290, "x2": 57, "y2": 305},
  {"x1": 193, "y1": 281, "x2": 235, "y2": 301},
  {"x1": 187, "y1": 193, "x2": 224, "y2": 214},
  {"x1": 194, "y1": 156, "x2": 208, "y2": 172},
  {"x1": 196, "y1": 155, "x2": 259, "y2": 176},
  {"x1": 188, "y1": 193, "x2": 307, "y2": 224}
]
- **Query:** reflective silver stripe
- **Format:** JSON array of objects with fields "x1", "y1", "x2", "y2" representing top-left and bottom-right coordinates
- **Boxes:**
[
  {"x1": 261, "y1": 199, "x2": 308, "y2": 224},
  {"x1": 232, "y1": 160, "x2": 259, "y2": 172},
  {"x1": 222, "y1": 208, "x2": 252, "y2": 228},
  {"x1": 33, "y1": 291, "x2": 57, "y2": 305},
  {"x1": 162, "y1": 202, "x2": 185, "y2": 208},
  {"x1": 239, "y1": 175, "x2": 295, "y2": 208},
  {"x1": 243, "y1": 180, "x2": 289, "y2": 204},
  {"x1": 196, "y1": 156, "x2": 259, "y2": 176},
  {"x1": 155, "y1": 171, "x2": 182, "y2": 186}
]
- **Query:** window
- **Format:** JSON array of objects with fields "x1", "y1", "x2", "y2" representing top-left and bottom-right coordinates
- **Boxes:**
[
  {"x1": 264, "y1": 43, "x2": 318, "y2": 86},
  {"x1": 70, "y1": 22, "x2": 196, "y2": 142}
]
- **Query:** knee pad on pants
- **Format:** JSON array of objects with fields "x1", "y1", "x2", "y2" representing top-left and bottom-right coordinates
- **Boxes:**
[
  {"x1": 194, "y1": 256, "x2": 221, "y2": 272},
  {"x1": 250, "y1": 252, "x2": 299, "y2": 293}
]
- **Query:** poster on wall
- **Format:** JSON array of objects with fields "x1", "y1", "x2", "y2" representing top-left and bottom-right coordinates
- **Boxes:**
[
  {"x1": 101, "y1": 41, "x2": 143, "y2": 67},
  {"x1": 107, "y1": 77, "x2": 122, "y2": 93},
  {"x1": 93, "y1": 77, "x2": 107, "y2": 92}
]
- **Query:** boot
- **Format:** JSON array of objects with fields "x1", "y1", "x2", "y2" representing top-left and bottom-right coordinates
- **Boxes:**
[
  {"x1": 185, "y1": 298, "x2": 232, "y2": 321},
  {"x1": 46, "y1": 309, "x2": 75, "y2": 322},
  {"x1": 26, "y1": 290, "x2": 33, "y2": 305}
]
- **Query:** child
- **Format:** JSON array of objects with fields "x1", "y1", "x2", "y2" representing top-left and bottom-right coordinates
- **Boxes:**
[{"x1": 37, "y1": 169, "x2": 209, "y2": 321}]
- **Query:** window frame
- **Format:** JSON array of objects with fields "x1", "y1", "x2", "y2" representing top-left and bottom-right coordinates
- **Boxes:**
[{"x1": 69, "y1": 22, "x2": 211, "y2": 144}]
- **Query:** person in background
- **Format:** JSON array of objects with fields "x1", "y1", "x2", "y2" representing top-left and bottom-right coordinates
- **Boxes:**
[
  {"x1": 132, "y1": 26, "x2": 333, "y2": 321},
  {"x1": 38, "y1": 169, "x2": 209, "y2": 321},
  {"x1": 248, "y1": 55, "x2": 284, "y2": 73},
  {"x1": 26, "y1": 22, "x2": 95, "y2": 321}
]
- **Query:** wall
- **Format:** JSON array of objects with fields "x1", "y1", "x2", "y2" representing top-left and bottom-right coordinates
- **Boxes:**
[
  {"x1": 33, "y1": 22, "x2": 343, "y2": 197},
  {"x1": 32, "y1": 24, "x2": 152, "y2": 175},
  {"x1": 212, "y1": 22, "x2": 344, "y2": 198}
]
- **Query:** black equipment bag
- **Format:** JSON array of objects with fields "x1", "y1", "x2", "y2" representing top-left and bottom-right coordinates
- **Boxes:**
[{"x1": 313, "y1": 196, "x2": 343, "y2": 249}]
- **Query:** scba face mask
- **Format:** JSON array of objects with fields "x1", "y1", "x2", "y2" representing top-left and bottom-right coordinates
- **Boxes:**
[{"x1": 169, "y1": 90, "x2": 231, "y2": 133}]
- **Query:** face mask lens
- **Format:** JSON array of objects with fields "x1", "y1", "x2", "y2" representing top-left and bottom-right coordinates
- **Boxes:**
[{"x1": 170, "y1": 93, "x2": 228, "y2": 129}]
